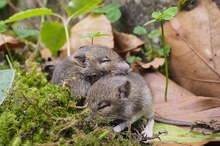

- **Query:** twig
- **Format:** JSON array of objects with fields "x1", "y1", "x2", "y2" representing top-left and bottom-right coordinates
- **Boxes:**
[{"x1": 142, "y1": 129, "x2": 168, "y2": 144}]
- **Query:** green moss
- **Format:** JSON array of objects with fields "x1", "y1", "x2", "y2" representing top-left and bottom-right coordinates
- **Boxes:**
[{"x1": 0, "y1": 62, "x2": 138, "y2": 145}]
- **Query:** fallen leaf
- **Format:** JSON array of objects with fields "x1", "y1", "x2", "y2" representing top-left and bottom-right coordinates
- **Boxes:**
[
  {"x1": 0, "y1": 34, "x2": 24, "y2": 49},
  {"x1": 137, "y1": 57, "x2": 164, "y2": 69},
  {"x1": 113, "y1": 31, "x2": 144, "y2": 53},
  {"x1": 154, "y1": 95, "x2": 220, "y2": 122},
  {"x1": 143, "y1": 72, "x2": 194, "y2": 104},
  {"x1": 131, "y1": 47, "x2": 142, "y2": 53},
  {"x1": 143, "y1": 72, "x2": 220, "y2": 123},
  {"x1": 153, "y1": 123, "x2": 220, "y2": 144},
  {"x1": 154, "y1": 141, "x2": 208, "y2": 146},
  {"x1": 59, "y1": 14, "x2": 114, "y2": 58},
  {"x1": 0, "y1": 69, "x2": 15, "y2": 105},
  {"x1": 164, "y1": 0, "x2": 220, "y2": 97}
]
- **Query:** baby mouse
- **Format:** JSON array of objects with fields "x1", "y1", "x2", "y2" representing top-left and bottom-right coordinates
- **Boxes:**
[
  {"x1": 52, "y1": 45, "x2": 130, "y2": 97},
  {"x1": 87, "y1": 72, "x2": 192, "y2": 138}
]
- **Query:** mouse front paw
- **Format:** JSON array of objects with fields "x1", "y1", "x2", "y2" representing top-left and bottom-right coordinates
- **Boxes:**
[
  {"x1": 113, "y1": 125, "x2": 123, "y2": 132},
  {"x1": 141, "y1": 128, "x2": 153, "y2": 138}
]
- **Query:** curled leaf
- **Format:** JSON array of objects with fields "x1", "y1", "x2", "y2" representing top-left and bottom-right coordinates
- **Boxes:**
[
  {"x1": 113, "y1": 31, "x2": 144, "y2": 53},
  {"x1": 137, "y1": 57, "x2": 164, "y2": 69}
]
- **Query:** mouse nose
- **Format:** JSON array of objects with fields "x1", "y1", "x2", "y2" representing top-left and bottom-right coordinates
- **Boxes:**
[{"x1": 113, "y1": 62, "x2": 131, "y2": 74}]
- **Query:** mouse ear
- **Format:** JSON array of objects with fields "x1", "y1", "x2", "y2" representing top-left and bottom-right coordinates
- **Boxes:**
[
  {"x1": 118, "y1": 80, "x2": 131, "y2": 98},
  {"x1": 73, "y1": 54, "x2": 87, "y2": 67}
]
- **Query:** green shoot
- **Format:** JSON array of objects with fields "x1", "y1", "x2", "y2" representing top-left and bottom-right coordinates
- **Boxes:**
[
  {"x1": 80, "y1": 32, "x2": 110, "y2": 44},
  {"x1": 133, "y1": 26, "x2": 161, "y2": 61},
  {"x1": 144, "y1": 7, "x2": 178, "y2": 102},
  {"x1": 127, "y1": 56, "x2": 142, "y2": 64}
]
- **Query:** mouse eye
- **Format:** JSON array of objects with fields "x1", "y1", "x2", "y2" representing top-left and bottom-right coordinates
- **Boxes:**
[
  {"x1": 98, "y1": 102, "x2": 111, "y2": 110},
  {"x1": 100, "y1": 56, "x2": 111, "y2": 63}
]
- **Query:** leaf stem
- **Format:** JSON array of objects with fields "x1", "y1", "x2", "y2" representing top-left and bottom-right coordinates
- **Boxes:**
[
  {"x1": 160, "y1": 20, "x2": 169, "y2": 102},
  {"x1": 1, "y1": 34, "x2": 13, "y2": 62},
  {"x1": 53, "y1": 13, "x2": 71, "y2": 57},
  {"x1": 64, "y1": 21, "x2": 71, "y2": 56},
  {"x1": 6, "y1": 55, "x2": 13, "y2": 69},
  {"x1": 91, "y1": 37, "x2": 94, "y2": 45}
]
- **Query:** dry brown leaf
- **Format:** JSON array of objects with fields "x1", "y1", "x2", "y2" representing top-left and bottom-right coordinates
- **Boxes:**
[
  {"x1": 154, "y1": 95, "x2": 220, "y2": 122},
  {"x1": 143, "y1": 72, "x2": 220, "y2": 123},
  {"x1": 137, "y1": 57, "x2": 164, "y2": 69},
  {"x1": 131, "y1": 47, "x2": 142, "y2": 53},
  {"x1": 113, "y1": 31, "x2": 144, "y2": 53},
  {"x1": 143, "y1": 72, "x2": 194, "y2": 104},
  {"x1": 164, "y1": 0, "x2": 220, "y2": 97},
  {"x1": 0, "y1": 34, "x2": 24, "y2": 49},
  {"x1": 59, "y1": 14, "x2": 114, "y2": 57}
]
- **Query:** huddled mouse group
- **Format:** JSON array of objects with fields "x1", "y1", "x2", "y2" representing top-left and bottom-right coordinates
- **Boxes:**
[{"x1": 52, "y1": 45, "x2": 192, "y2": 139}]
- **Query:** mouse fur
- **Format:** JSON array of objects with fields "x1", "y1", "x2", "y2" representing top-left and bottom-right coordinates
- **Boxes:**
[{"x1": 52, "y1": 45, "x2": 130, "y2": 97}]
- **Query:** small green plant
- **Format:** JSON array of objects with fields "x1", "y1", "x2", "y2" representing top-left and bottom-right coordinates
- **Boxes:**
[
  {"x1": 127, "y1": 56, "x2": 142, "y2": 64},
  {"x1": 1, "y1": 0, "x2": 103, "y2": 56},
  {"x1": 79, "y1": 32, "x2": 110, "y2": 44},
  {"x1": 144, "y1": 7, "x2": 178, "y2": 102},
  {"x1": 133, "y1": 26, "x2": 162, "y2": 61},
  {"x1": 93, "y1": 2, "x2": 122, "y2": 23}
]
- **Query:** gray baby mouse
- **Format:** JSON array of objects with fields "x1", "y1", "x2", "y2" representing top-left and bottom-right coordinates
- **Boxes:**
[
  {"x1": 87, "y1": 72, "x2": 192, "y2": 138},
  {"x1": 52, "y1": 45, "x2": 130, "y2": 97}
]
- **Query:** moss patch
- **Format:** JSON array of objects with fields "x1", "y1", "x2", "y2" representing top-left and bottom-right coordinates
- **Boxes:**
[{"x1": 0, "y1": 62, "x2": 139, "y2": 145}]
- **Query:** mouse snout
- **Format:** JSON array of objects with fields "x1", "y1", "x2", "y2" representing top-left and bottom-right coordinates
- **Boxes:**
[{"x1": 113, "y1": 62, "x2": 131, "y2": 74}]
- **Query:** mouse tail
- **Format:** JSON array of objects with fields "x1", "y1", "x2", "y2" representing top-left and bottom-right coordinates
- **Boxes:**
[{"x1": 154, "y1": 116, "x2": 192, "y2": 126}]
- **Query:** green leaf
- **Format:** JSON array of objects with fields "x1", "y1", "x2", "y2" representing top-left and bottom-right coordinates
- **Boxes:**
[
  {"x1": 144, "y1": 19, "x2": 156, "y2": 26},
  {"x1": 93, "y1": 2, "x2": 121, "y2": 13},
  {"x1": 0, "y1": 69, "x2": 15, "y2": 105},
  {"x1": 152, "y1": 11, "x2": 162, "y2": 19},
  {"x1": 12, "y1": 23, "x2": 39, "y2": 39},
  {"x1": 80, "y1": 32, "x2": 110, "y2": 39},
  {"x1": 40, "y1": 21, "x2": 70, "y2": 56},
  {"x1": 133, "y1": 26, "x2": 147, "y2": 35},
  {"x1": 127, "y1": 56, "x2": 142, "y2": 64},
  {"x1": 0, "y1": 21, "x2": 7, "y2": 32},
  {"x1": 148, "y1": 29, "x2": 161, "y2": 39},
  {"x1": 105, "y1": 9, "x2": 121, "y2": 23},
  {"x1": 93, "y1": 2, "x2": 121, "y2": 22},
  {"x1": 158, "y1": 45, "x2": 170, "y2": 57},
  {"x1": 0, "y1": 0, "x2": 7, "y2": 9},
  {"x1": 5, "y1": 8, "x2": 54, "y2": 23},
  {"x1": 66, "y1": 0, "x2": 103, "y2": 19},
  {"x1": 162, "y1": 7, "x2": 178, "y2": 20},
  {"x1": 153, "y1": 123, "x2": 220, "y2": 143},
  {"x1": 15, "y1": 29, "x2": 39, "y2": 39}
]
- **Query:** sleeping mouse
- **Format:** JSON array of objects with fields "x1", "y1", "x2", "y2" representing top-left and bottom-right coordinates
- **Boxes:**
[{"x1": 87, "y1": 72, "x2": 192, "y2": 138}]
